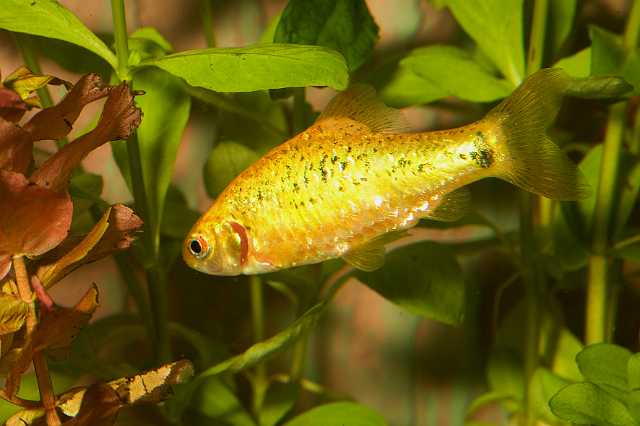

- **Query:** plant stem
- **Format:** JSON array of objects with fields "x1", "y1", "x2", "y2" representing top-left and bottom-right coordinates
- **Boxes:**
[
  {"x1": 111, "y1": 0, "x2": 130, "y2": 81},
  {"x1": 585, "y1": 0, "x2": 640, "y2": 344},
  {"x1": 13, "y1": 256, "x2": 61, "y2": 426},
  {"x1": 200, "y1": 0, "x2": 216, "y2": 48},
  {"x1": 522, "y1": 0, "x2": 548, "y2": 424},
  {"x1": 13, "y1": 34, "x2": 54, "y2": 109},
  {"x1": 250, "y1": 275, "x2": 267, "y2": 413}
]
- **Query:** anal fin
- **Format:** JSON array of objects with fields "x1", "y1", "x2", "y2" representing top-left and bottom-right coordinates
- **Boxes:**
[{"x1": 425, "y1": 187, "x2": 471, "y2": 222}]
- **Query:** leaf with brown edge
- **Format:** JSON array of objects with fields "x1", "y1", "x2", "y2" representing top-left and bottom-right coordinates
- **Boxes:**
[
  {"x1": 0, "y1": 170, "x2": 72, "y2": 257},
  {"x1": 0, "y1": 117, "x2": 33, "y2": 172},
  {"x1": 30, "y1": 83, "x2": 142, "y2": 192},
  {"x1": 3, "y1": 66, "x2": 70, "y2": 102},
  {"x1": 0, "y1": 254, "x2": 10, "y2": 281},
  {"x1": 37, "y1": 204, "x2": 143, "y2": 288},
  {"x1": 34, "y1": 284, "x2": 99, "y2": 358},
  {"x1": 22, "y1": 73, "x2": 110, "y2": 142},
  {"x1": 0, "y1": 293, "x2": 28, "y2": 335}
]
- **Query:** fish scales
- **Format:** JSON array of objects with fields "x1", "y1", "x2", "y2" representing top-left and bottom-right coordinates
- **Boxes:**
[{"x1": 184, "y1": 69, "x2": 590, "y2": 276}]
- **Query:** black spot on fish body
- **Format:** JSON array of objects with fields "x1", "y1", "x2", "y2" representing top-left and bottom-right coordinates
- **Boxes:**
[
  {"x1": 331, "y1": 155, "x2": 338, "y2": 163},
  {"x1": 470, "y1": 150, "x2": 494, "y2": 168}
]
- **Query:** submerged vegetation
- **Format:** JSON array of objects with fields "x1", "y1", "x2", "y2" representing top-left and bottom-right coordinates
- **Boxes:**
[{"x1": 0, "y1": 0, "x2": 639, "y2": 424}]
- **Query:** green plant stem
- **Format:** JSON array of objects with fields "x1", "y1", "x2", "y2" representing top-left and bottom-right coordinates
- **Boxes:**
[
  {"x1": 586, "y1": 103, "x2": 626, "y2": 343},
  {"x1": 521, "y1": 0, "x2": 548, "y2": 424},
  {"x1": 111, "y1": 0, "x2": 130, "y2": 81},
  {"x1": 585, "y1": 0, "x2": 640, "y2": 343},
  {"x1": 200, "y1": 0, "x2": 216, "y2": 48},
  {"x1": 292, "y1": 88, "x2": 306, "y2": 135},
  {"x1": 250, "y1": 275, "x2": 267, "y2": 413},
  {"x1": 111, "y1": 0, "x2": 171, "y2": 362}
]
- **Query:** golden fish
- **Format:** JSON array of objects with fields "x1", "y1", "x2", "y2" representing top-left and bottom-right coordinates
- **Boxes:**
[{"x1": 183, "y1": 68, "x2": 589, "y2": 276}]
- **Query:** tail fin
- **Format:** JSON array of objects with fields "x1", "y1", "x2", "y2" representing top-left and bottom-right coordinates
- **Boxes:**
[{"x1": 488, "y1": 68, "x2": 591, "y2": 200}]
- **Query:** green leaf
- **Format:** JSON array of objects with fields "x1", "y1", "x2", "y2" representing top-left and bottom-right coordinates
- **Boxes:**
[
  {"x1": 191, "y1": 377, "x2": 255, "y2": 426},
  {"x1": 203, "y1": 141, "x2": 260, "y2": 198},
  {"x1": 142, "y1": 44, "x2": 349, "y2": 92},
  {"x1": 115, "y1": 68, "x2": 191, "y2": 242},
  {"x1": 466, "y1": 391, "x2": 517, "y2": 418},
  {"x1": 577, "y1": 343, "x2": 631, "y2": 398},
  {"x1": 549, "y1": 0, "x2": 577, "y2": 56},
  {"x1": 439, "y1": 0, "x2": 525, "y2": 84},
  {"x1": 283, "y1": 402, "x2": 388, "y2": 426},
  {"x1": 161, "y1": 186, "x2": 200, "y2": 240},
  {"x1": 629, "y1": 353, "x2": 640, "y2": 391},
  {"x1": 259, "y1": 381, "x2": 299, "y2": 426},
  {"x1": 554, "y1": 48, "x2": 591, "y2": 77},
  {"x1": 0, "y1": 0, "x2": 116, "y2": 69},
  {"x1": 487, "y1": 348, "x2": 524, "y2": 410},
  {"x1": 550, "y1": 328, "x2": 583, "y2": 382},
  {"x1": 616, "y1": 241, "x2": 640, "y2": 262},
  {"x1": 274, "y1": 0, "x2": 378, "y2": 72},
  {"x1": 128, "y1": 27, "x2": 173, "y2": 68},
  {"x1": 165, "y1": 301, "x2": 328, "y2": 422},
  {"x1": 380, "y1": 65, "x2": 448, "y2": 107},
  {"x1": 631, "y1": 390, "x2": 640, "y2": 421},
  {"x1": 550, "y1": 382, "x2": 638, "y2": 426},
  {"x1": 566, "y1": 75, "x2": 633, "y2": 100},
  {"x1": 402, "y1": 45, "x2": 513, "y2": 102},
  {"x1": 529, "y1": 368, "x2": 572, "y2": 423},
  {"x1": 614, "y1": 155, "x2": 640, "y2": 237},
  {"x1": 356, "y1": 241, "x2": 466, "y2": 325},
  {"x1": 590, "y1": 26, "x2": 625, "y2": 76},
  {"x1": 32, "y1": 35, "x2": 112, "y2": 79}
]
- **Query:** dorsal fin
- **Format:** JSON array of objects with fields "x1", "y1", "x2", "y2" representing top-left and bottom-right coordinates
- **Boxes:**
[{"x1": 317, "y1": 84, "x2": 408, "y2": 133}]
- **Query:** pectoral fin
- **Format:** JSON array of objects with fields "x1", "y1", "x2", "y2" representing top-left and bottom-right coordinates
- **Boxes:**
[
  {"x1": 425, "y1": 187, "x2": 471, "y2": 222},
  {"x1": 342, "y1": 230, "x2": 408, "y2": 272}
]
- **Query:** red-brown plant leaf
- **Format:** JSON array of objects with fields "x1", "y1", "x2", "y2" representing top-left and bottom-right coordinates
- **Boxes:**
[
  {"x1": 1, "y1": 338, "x2": 34, "y2": 397},
  {"x1": 62, "y1": 384, "x2": 122, "y2": 426},
  {"x1": 34, "y1": 284, "x2": 98, "y2": 357},
  {"x1": 30, "y1": 83, "x2": 142, "y2": 192},
  {"x1": 0, "y1": 87, "x2": 28, "y2": 122},
  {"x1": 0, "y1": 117, "x2": 33, "y2": 173},
  {"x1": 0, "y1": 171, "x2": 72, "y2": 257},
  {"x1": 0, "y1": 293, "x2": 28, "y2": 335},
  {"x1": 36, "y1": 204, "x2": 143, "y2": 288},
  {"x1": 22, "y1": 73, "x2": 110, "y2": 142},
  {"x1": 0, "y1": 255, "x2": 10, "y2": 281}
]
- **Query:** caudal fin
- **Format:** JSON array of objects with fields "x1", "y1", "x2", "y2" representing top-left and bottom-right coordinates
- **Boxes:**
[{"x1": 488, "y1": 68, "x2": 591, "y2": 200}]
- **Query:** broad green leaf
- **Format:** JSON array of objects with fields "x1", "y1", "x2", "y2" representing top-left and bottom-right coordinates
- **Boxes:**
[
  {"x1": 629, "y1": 354, "x2": 640, "y2": 391},
  {"x1": 142, "y1": 44, "x2": 349, "y2": 92},
  {"x1": 614, "y1": 155, "x2": 640, "y2": 237},
  {"x1": 114, "y1": 68, "x2": 191, "y2": 243},
  {"x1": 260, "y1": 381, "x2": 299, "y2": 426},
  {"x1": 0, "y1": 0, "x2": 116, "y2": 69},
  {"x1": 550, "y1": 328, "x2": 583, "y2": 382},
  {"x1": 549, "y1": 0, "x2": 578, "y2": 56},
  {"x1": 577, "y1": 343, "x2": 631, "y2": 398},
  {"x1": 631, "y1": 390, "x2": 640, "y2": 421},
  {"x1": 529, "y1": 368, "x2": 572, "y2": 423},
  {"x1": 128, "y1": 27, "x2": 173, "y2": 68},
  {"x1": 379, "y1": 65, "x2": 448, "y2": 107},
  {"x1": 439, "y1": 0, "x2": 525, "y2": 84},
  {"x1": 204, "y1": 141, "x2": 260, "y2": 198},
  {"x1": 32, "y1": 36, "x2": 112, "y2": 79},
  {"x1": 402, "y1": 45, "x2": 513, "y2": 102},
  {"x1": 487, "y1": 348, "x2": 524, "y2": 410},
  {"x1": 283, "y1": 402, "x2": 388, "y2": 426},
  {"x1": 466, "y1": 391, "x2": 517, "y2": 418},
  {"x1": 161, "y1": 186, "x2": 200, "y2": 240},
  {"x1": 590, "y1": 26, "x2": 624, "y2": 76},
  {"x1": 165, "y1": 301, "x2": 328, "y2": 422},
  {"x1": 554, "y1": 48, "x2": 591, "y2": 77},
  {"x1": 356, "y1": 241, "x2": 466, "y2": 325},
  {"x1": 192, "y1": 377, "x2": 255, "y2": 426},
  {"x1": 566, "y1": 75, "x2": 633, "y2": 100},
  {"x1": 550, "y1": 382, "x2": 637, "y2": 426},
  {"x1": 0, "y1": 295, "x2": 28, "y2": 335},
  {"x1": 274, "y1": 0, "x2": 378, "y2": 71}
]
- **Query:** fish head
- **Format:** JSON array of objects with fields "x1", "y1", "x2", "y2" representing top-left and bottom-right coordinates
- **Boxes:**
[{"x1": 183, "y1": 218, "x2": 244, "y2": 276}]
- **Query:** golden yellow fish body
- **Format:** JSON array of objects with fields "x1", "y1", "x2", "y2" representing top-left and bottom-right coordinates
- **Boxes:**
[{"x1": 184, "y1": 69, "x2": 588, "y2": 276}]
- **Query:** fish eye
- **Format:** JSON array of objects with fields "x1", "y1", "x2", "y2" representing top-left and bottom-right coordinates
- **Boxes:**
[{"x1": 188, "y1": 235, "x2": 210, "y2": 259}]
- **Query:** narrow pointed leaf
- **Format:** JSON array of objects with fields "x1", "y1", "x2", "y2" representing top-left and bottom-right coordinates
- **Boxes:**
[{"x1": 283, "y1": 402, "x2": 388, "y2": 426}]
